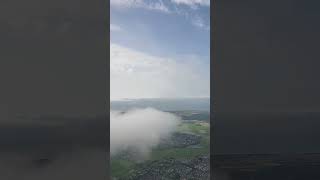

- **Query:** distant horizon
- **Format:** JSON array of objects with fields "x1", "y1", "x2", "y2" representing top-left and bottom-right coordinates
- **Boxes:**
[{"x1": 110, "y1": 97, "x2": 210, "y2": 112}]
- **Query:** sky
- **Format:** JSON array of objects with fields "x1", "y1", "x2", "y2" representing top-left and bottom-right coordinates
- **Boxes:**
[{"x1": 110, "y1": 0, "x2": 210, "y2": 100}]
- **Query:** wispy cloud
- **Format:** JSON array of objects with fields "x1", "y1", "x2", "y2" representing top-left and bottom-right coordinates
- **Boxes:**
[
  {"x1": 146, "y1": 0, "x2": 171, "y2": 12},
  {"x1": 110, "y1": 0, "x2": 170, "y2": 13},
  {"x1": 191, "y1": 15, "x2": 210, "y2": 30},
  {"x1": 174, "y1": 7, "x2": 210, "y2": 30},
  {"x1": 110, "y1": 43, "x2": 209, "y2": 100},
  {"x1": 111, "y1": 0, "x2": 209, "y2": 30},
  {"x1": 171, "y1": 0, "x2": 210, "y2": 8},
  {"x1": 110, "y1": 0, "x2": 143, "y2": 8}
]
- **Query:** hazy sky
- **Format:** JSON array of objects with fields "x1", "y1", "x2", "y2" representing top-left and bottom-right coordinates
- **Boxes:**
[{"x1": 110, "y1": 0, "x2": 210, "y2": 100}]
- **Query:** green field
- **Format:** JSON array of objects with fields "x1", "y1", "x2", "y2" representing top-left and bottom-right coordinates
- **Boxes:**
[
  {"x1": 111, "y1": 121, "x2": 210, "y2": 179},
  {"x1": 177, "y1": 122, "x2": 210, "y2": 135},
  {"x1": 110, "y1": 159, "x2": 135, "y2": 178}
]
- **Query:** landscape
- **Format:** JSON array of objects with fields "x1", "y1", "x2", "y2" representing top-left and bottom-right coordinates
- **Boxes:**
[
  {"x1": 110, "y1": 98, "x2": 210, "y2": 180},
  {"x1": 110, "y1": 0, "x2": 210, "y2": 179}
]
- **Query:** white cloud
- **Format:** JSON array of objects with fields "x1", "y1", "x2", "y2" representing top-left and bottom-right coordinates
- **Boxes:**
[
  {"x1": 110, "y1": 0, "x2": 143, "y2": 8},
  {"x1": 145, "y1": 0, "x2": 170, "y2": 12},
  {"x1": 171, "y1": 0, "x2": 210, "y2": 7},
  {"x1": 110, "y1": 43, "x2": 209, "y2": 100},
  {"x1": 110, "y1": 0, "x2": 210, "y2": 9},
  {"x1": 110, "y1": 108, "x2": 180, "y2": 158},
  {"x1": 191, "y1": 15, "x2": 210, "y2": 30},
  {"x1": 110, "y1": 0, "x2": 210, "y2": 29},
  {"x1": 110, "y1": 24, "x2": 123, "y2": 32},
  {"x1": 110, "y1": 0, "x2": 170, "y2": 13}
]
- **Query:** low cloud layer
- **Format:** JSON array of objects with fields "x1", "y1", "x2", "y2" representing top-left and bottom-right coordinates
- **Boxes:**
[{"x1": 110, "y1": 108, "x2": 181, "y2": 157}]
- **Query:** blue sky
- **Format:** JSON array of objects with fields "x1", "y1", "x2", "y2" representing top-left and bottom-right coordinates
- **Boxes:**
[{"x1": 110, "y1": 0, "x2": 210, "y2": 100}]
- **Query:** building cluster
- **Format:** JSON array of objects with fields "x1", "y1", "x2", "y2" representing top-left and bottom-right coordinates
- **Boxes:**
[{"x1": 126, "y1": 156, "x2": 210, "y2": 180}]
